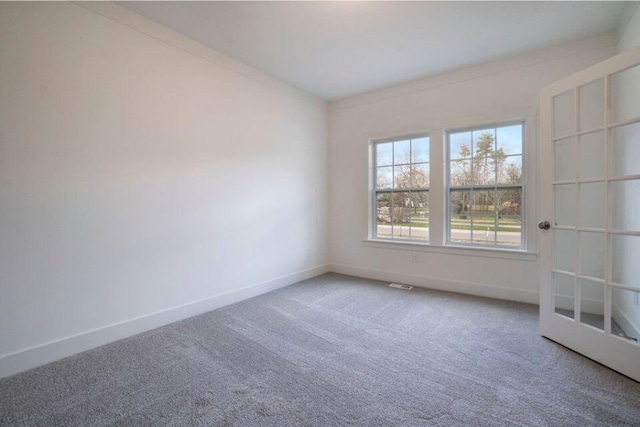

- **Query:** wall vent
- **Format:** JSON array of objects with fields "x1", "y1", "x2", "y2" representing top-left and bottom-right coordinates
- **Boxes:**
[{"x1": 389, "y1": 283, "x2": 413, "y2": 290}]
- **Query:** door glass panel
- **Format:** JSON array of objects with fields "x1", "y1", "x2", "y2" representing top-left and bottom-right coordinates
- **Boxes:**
[
  {"x1": 611, "y1": 234, "x2": 640, "y2": 288},
  {"x1": 554, "y1": 137, "x2": 575, "y2": 181},
  {"x1": 611, "y1": 179, "x2": 640, "y2": 232},
  {"x1": 579, "y1": 182, "x2": 605, "y2": 229},
  {"x1": 611, "y1": 287, "x2": 640, "y2": 345},
  {"x1": 611, "y1": 63, "x2": 640, "y2": 124},
  {"x1": 555, "y1": 229, "x2": 576, "y2": 273},
  {"x1": 555, "y1": 273, "x2": 575, "y2": 319},
  {"x1": 579, "y1": 131, "x2": 605, "y2": 179},
  {"x1": 610, "y1": 121, "x2": 640, "y2": 177},
  {"x1": 555, "y1": 184, "x2": 576, "y2": 226},
  {"x1": 580, "y1": 232, "x2": 605, "y2": 280},
  {"x1": 580, "y1": 279, "x2": 605, "y2": 331},
  {"x1": 579, "y1": 78, "x2": 605, "y2": 131},
  {"x1": 554, "y1": 89, "x2": 575, "y2": 137}
]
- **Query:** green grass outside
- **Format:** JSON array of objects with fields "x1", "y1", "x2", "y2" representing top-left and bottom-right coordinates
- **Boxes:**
[{"x1": 382, "y1": 215, "x2": 521, "y2": 232}]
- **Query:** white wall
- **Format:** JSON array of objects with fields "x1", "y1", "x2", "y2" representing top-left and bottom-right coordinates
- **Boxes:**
[
  {"x1": 327, "y1": 34, "x2": 618, "y2": 304},
  {"x1": 0, "y1": 2, "x2": 328, "y2": 377},
  {"x1": 617, "y1": 3, "x2": 640, "y2": 52}
]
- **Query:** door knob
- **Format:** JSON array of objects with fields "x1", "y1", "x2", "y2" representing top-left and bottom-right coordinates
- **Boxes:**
[{"x1": 538, "y1": 221, "x2": 551, "y2": 230}]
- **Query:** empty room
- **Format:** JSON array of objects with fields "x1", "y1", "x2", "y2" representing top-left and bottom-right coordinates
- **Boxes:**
[{"x1": 1, "y1": 1, "x2": 640, "y2": 425}]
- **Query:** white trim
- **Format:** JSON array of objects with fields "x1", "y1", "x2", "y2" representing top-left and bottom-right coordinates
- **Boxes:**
[
  {"x1": 362, "y1": 239, "x2": 537, "y2": 262},
  {"x1": 329, "y1": 263, "x2": 539, "y2": 305},
  {"x1": 73, "y1": 1, "x2": 325, "y2": 109},
  {"x1": 0, "y1": 265, "x2": 329, "y2": 379}
]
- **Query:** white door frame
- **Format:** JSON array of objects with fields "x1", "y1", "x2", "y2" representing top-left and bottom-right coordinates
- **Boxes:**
[{"x1": 539, "y1": 46, "x2": 640, "y2": 382}]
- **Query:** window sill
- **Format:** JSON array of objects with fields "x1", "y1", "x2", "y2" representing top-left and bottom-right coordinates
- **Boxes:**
[{"x1": 362, "y1": 239, "x2": 537, "y2": 262}]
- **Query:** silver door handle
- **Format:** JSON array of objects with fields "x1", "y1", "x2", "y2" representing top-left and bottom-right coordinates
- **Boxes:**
[{"x1": 538, "y1": 221, "x2": 551, "y2": 230}]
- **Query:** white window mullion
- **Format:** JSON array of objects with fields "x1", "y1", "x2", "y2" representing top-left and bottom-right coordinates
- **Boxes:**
[{"x1": 429, "y1": 129, "x2": 445, "y2": 246}]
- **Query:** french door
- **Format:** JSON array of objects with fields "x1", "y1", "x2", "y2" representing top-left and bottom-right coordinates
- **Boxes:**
[{"x1": 539, "y1": 46, "x2": 640, "y2": 381}]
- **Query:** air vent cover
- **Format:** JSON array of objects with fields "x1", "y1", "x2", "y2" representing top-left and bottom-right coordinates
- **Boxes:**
[{"x1": 389, "y1": 283, "x2": 413, "y2": 290}]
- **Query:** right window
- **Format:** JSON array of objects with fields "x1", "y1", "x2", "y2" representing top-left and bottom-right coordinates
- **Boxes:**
[{"x1": 447, "y1": 121, "x2": 524, "y2": 248}]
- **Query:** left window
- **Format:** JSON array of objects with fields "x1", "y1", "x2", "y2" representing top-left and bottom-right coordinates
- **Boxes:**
[{"x1": 373, "y1": 135, "x2": 430, "y2": 242}]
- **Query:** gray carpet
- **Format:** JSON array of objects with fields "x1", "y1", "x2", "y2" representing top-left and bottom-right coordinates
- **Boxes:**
[{"x1": 1, "y1": 273, "x2": 639, "y2": 426}]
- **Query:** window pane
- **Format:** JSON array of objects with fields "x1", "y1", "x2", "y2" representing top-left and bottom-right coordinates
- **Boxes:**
[
  {"x1": 496, "y1": 125, "x2": 522, "y2": 156},
  {"x1": 376, "y1": 142, "x2": 393, "y2": 167},
  {"x1": 394, "y1": 140, "x2": 411, "y2": 164},
  {"x1": 376, "y1": 193, "x2": 392, "y2": 238},
  {"x1": 472, "y1": 190, "x2": 496, "y2": 244},
  {"x1": 394, "y1": 165, "x2": 410, "y2": 189},
  {"x1": 450, "y1": 158, "x2": 472, "y2": 186},
  {"x1": 450, "y1": 132, "x2": 472, "y2": 160},
  {"x1": 497, "y1": 188, "x2": 522, "y2": 246},
  {"x1": 409, "y1": 191, "x2": 429, "y2": 241},
  {"x1": 497, "y1": 155, "x2": 522, "y2": 185},
  {"x1": 412, "y1": 163, "x2": 429, "y2": 188},
  {"x1": 472, "y1": 129, "x2": 497, "y2": 185},
  {"x1": 411, "y1": 137, "x2": 429, "y2": 163},
  {"x1": 450, "y1": 190, "x2": 472, "y2": 243},
  {"x1": 376, "y1": 166, "x2": 393, "y2": 190},
  {"x1": 392, "y1": 192, "x2": 411, "y2": 239},
  {"x1": 445, "y1": 121, "x2": 525, "y2": 249}
]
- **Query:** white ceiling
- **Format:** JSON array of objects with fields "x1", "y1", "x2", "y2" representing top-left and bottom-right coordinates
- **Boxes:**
[{"x1": 119, "y1": 1, "x2": 630, "y2": 101}]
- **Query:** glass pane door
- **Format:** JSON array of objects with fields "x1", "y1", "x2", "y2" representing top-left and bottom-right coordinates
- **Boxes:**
[{"x1": 540, "y1": 46, "x2": 640, "y2": 382}]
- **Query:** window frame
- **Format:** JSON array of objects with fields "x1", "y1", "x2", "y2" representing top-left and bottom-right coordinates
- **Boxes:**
[
  {"x1": 371, "y1": 133, "x2": 431, "y2": 243},
  {"x1": 445, "y1": 120, "x2": 526, "y2": 250},
  {"x1": 366, "y1": 112, "x2": 536, "y2": 260}
]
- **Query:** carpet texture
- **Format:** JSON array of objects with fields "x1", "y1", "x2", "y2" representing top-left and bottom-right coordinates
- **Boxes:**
[{"x1": 1, "y1": 273, "x2": 639, "y2": 426}]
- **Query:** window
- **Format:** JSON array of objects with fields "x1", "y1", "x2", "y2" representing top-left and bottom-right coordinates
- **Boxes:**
[
  {"x1": 373, "y1": 135, "x2": 430, "y2": 242},
  {"x1": 447, "y1": 122, "x2": 524, "y2": 248}
]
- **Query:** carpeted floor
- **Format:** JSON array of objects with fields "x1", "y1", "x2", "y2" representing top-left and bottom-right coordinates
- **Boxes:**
[{"x1": 1, "y1": 273, "x2": 639, "y2": 426}]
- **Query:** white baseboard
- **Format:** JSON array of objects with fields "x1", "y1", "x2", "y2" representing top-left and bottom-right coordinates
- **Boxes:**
[
  {"x1": 328, "y1": 263, "x2": 539, "y2": 305},
  {"x1": 0, "y1": 265, "x2": 329, "y2": 379}
]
